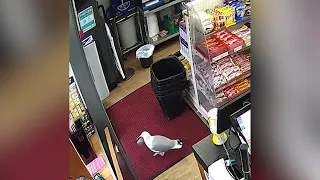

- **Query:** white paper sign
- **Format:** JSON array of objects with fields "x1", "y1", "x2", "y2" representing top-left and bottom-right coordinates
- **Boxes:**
[{"x1": 78, "y1": 6, "x2": 96, "y2": 33}]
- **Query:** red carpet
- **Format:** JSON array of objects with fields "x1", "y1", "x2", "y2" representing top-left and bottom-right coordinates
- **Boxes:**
[{"x1": 107, "y1": 83, "x2": 210, "y2": 180}]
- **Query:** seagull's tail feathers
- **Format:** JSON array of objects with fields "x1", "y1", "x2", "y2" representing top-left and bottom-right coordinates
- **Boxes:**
[{"x1": 171, "y1": 139, "x2": 183, "y2": 149}]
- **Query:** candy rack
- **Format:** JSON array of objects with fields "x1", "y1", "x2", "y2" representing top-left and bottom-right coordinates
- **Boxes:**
[
  {"x1": 181, "y1": 0, "x2": 251, "y2": 121},
  {"x1": 69, "y1": 77, "x2": 95, "y2": 137}
]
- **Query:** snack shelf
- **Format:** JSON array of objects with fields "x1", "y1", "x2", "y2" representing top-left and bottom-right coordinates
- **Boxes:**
[
  {"x1": 188, "y1": 0, "x2": 251, "y2": 64},
  {"x1": 215, "y1": 77, "x2": 250, "y2": 106},
  {"x1": 195, "y1": 44, "x2": 250, "y2": 65},
  {"x1": 69, "y1": 77, "x2": 95, "y2": 137},
  {"x1": 185, "y1": 84, "x2": 197, "y2": 104},
  {"x1": 215, "y1": 70, "x2": 250, "y2": 93},
  {"x1": 217, "y1": 88, "x2": 250, "y2": 107},
  {"x1": 181, "y1": 0, "x2": 251, "y2": 122},
  {"x1": 193, "y1": 17, "x2": 250, "y2": 37},
  {"x1": 194, "y1": 66, "x2": 210, "y2": 88},
  {"x1": 152, "y1": 31, "x2": 180, "y2": 45},
  {"x1": 194, "y1": 54, "x2": 251, "y2": 107}
]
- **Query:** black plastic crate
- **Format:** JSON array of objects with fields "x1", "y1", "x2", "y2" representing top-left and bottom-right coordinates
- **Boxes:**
[
  {"x1": 150, "y1": 56, "x2": 186, "y2": 85},
  {"x1": 151, "y1": 72, "x2": 186, "y2": 87},
  {"x1": 151, "y1": 78, "x2": 187, "y2": 92},
  {"x1": 152, "y1": 84, "x2": 185, "y2": 97},
  {"x1": 155, "y1": 91, "x2": 185, "y2": 120}
]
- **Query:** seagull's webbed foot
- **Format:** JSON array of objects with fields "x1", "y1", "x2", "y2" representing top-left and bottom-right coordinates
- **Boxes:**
[{"x1": 153, "y1": 152, "x2": 165, "y2": 156}]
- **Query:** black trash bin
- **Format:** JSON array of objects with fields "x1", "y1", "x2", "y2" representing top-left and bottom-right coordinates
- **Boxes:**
[
  {"x1": 151, "y1": 75, "x2": 186, "y2": 89},
  {"x1": 155, "y1": 91, "x2": 185, "y2": 120},
  {"x1": 136, "y1": 44, "x2": 155, "y2": 69},
  {"x1": 140, "y1": 56, "x2": 153, "y2": 68},
  {"x1": 151, "y1": 80, "x2": 187, "y2": 96},
  {"x1": 150, "y1": 56, "x2": 186, "y2": 85},
  {"x1": 150, "y1": 56, "x2": 187, "y2": 120}
]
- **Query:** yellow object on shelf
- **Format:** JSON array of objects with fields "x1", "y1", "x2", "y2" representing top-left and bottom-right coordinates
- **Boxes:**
[
  {"x1": 181, "y1": 59, "x2": 192, "y2": 80},
  {"x1": 212, "y1": 5, "x2": 236, "y2": 28}
]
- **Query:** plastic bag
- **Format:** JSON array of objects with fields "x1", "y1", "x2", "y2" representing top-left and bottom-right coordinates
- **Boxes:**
[{"x1": 136, "y1": 44, "x2": 155, "y2": 59}]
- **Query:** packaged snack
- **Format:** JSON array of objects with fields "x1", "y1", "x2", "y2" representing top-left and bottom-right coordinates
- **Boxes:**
[
  {"x1": 229, "y1": 1, "x2": 246, "y2": 22},
  {"x1": 233, "y1": 27, "x2": 250, "y2": 38},
  {"x1": 207, "y1": 9, "x2": 226, "y2": 31},
  {"x1": 194, "y1": 11, "x2": 214, "y2": 34},
  {"x1": 212, "y1": 65, "x2": 227, "y2": 88},
  {"x1": 232, "y1": 78, "x2": 250, "y2": 92},
  {"x1": 216, "y1": 91, "x2": 228, "y2": 104},
  {"x1": 216, "y1": 30, "x2": 230, "y2": 36},
  {"x1": 230, "y1": 51, "x2": 251, "y2": 74},
  {"x1": 213, "y1": 6, "x2": 236, "y2": 28},
  {"x1": 244, "y1": 0, "x2": 251, "y2": 16},
  {"x1": 226, "y1": 38, "x2": 244, "y2": 53},
  {"x1": 224, "y1": 87, "x2": 238, "y2": 98},
  {"x1": 226, "y1": 70, "x2": 241, "y2": 80},
  {"x1": 242, "y1": 34, "x2": 251, "y2": 46},
  {"x1": 216, "y1": 57, "x2": 242, "y2": 81},
  {"x1": 216, "y1": 57, "x2": 232, "y2": 67}
]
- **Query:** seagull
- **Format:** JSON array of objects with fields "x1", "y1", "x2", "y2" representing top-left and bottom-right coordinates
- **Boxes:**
[{"x1": 136, "y1": 131, "x2": 183, "y2": 156}]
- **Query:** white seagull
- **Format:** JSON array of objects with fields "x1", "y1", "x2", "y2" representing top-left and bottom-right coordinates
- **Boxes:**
[{"x1": 136, "y1": 131, "x2": 183, "y2": 156}]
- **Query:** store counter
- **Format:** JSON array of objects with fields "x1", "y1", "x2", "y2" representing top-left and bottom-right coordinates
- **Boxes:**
[{"x1": 192, "y1": 130, "x2": 243, "y2": 180}]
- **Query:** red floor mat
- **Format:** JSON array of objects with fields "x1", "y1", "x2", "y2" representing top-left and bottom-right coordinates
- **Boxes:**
[{"x1": 107, "y1": 83, "x2": 210, "y2": 180}]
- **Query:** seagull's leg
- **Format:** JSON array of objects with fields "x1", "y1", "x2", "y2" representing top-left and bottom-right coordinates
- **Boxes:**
[
  {"x1": 160, "y1": 152, "x2": 165, "y2": 156},
  {"x1": 153, "y1": 152, "x2": 159, "y2": 156}
]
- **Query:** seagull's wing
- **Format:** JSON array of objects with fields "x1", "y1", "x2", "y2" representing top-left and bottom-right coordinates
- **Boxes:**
[{"x1": 151, "y1": 136, "x2": 176, "y2": 152}]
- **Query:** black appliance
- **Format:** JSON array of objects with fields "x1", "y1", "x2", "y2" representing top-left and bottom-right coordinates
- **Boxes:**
[
  {"x1": 75, "y1": 0, "x2": 119, "y2": 91},
  {"x1": 217, "y1": 90, "x2": 251, "y2": 134},
  {"x1": 70, "y1": 127, "x2": 97, "y2": 165}
]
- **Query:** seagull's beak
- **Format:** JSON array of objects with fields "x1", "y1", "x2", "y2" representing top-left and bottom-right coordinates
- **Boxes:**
[
  {"x1": 136, "y1": 136, "x2": 141, "y2": 143},
  {"x1": 136, "y1": 136, "x2": 144, "y2": 145}
]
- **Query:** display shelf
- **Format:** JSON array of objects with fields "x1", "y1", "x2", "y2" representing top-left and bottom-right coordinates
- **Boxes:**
[
  {"x1": 194, "y1": 37, "x2": 251, "y2": 64},
  {"x1": 189, "y1": 0, "x2": 251, "y2": 64},
  {"x1": 183, "y1": 93, "x2": 209, "y2": 127},
  {"x1": 144, "y1": 0, "x2": 185, "y2": 15},
  {"x1": 215, "y1": 70, "x2": 250, "y2": 93},
  {"x1": 182, "y1": 0, "x2": 251, "y2": 122},
  {"x1": 69, "y1": 77, "x2": 95, "y2": 137},
  {"x1": 198, "y1": 103, "x2": 209, "y2": 120},
  {"x1": 186, "y1": 87, "x2": 197, "y2": 105},
  {"x1": 217, "y1": 87, "x2": 250, "y2": 107},
  {"x1": 194, "y1": 67, "x2": 210, "y2": 89},
  {"x1": 208, "y1": 17, "x2": 250, "y2": 36},
  {"x1": 152, "y1": 31, "x2": 180, "y2": 45},
  {"x1": 122, "y1": 41, "x2": 144, "y2": 54},
  {"x1": 194, "y1": 17, "x2": 251, "y2": 36}
]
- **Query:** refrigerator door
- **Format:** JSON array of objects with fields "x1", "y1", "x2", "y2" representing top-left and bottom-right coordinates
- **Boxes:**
[{"x1": 83, "y1": 40, "x2": 110, "y2": 100}]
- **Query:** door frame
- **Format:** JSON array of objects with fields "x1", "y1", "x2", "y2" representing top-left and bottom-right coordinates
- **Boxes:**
[{"x1": 69, "y1": 2, "x2": 138, "y2": 179}]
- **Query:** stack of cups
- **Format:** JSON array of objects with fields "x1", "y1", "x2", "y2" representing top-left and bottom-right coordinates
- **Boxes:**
[{"x1": 146, "y1": 13, "x2": 160, "y2": 38}]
